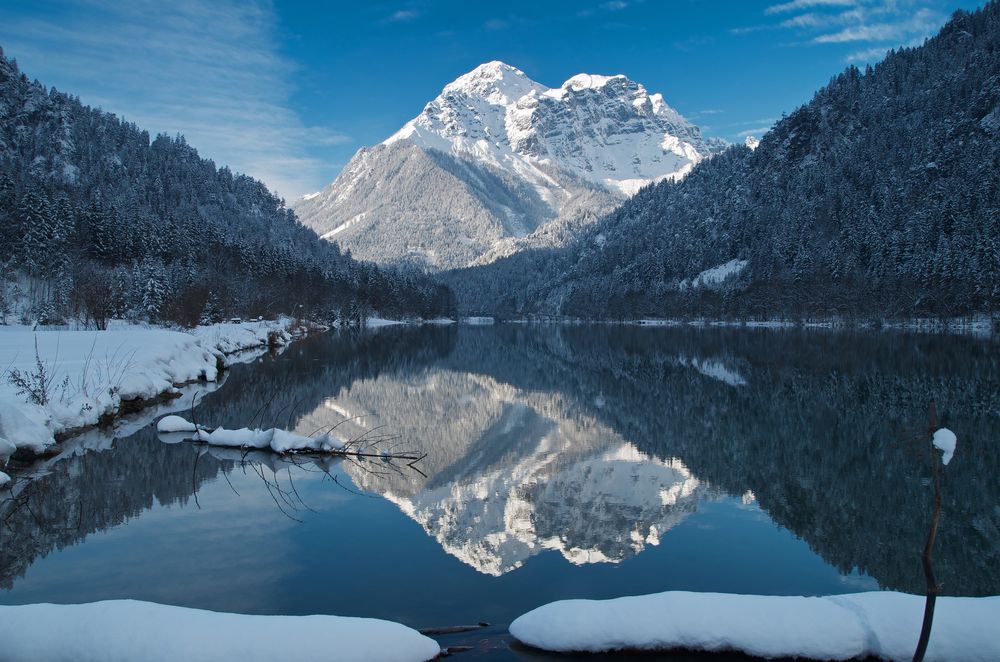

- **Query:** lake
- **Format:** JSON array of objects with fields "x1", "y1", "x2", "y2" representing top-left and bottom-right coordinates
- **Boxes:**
[{"x1": 1, "y1": 325, "x2": 998, "y2": 659}]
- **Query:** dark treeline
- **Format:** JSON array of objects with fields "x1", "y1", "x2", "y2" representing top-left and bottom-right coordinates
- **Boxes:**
[
  {"x1": 0, "y1": 47, "x2": 454, "y2": 327},
  {"x1": 453, "y1": 4, "x2": 1000, "y2": 321}
]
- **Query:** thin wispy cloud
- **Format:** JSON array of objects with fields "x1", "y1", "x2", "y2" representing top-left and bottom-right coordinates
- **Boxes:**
[
  {"x1": 843, "y1": 34, "x2": 926, "y2": 61},
  {"x1": 689, "y1": 109, "x2": 725, "y2": 119},
  {"x1": 813, "y1": 8, "x2": 940, "y2": 42},
  {"x1": 734, "y1": 0, "x2": 949, "y2": 61},
  {"x1": 721, "y1": 116, "x2": 780, "y2": 138},
  {"x1": 0, "y1": 0, "x2": 344, "y2": 199},
  {"x1": 578, "y1": 1, "x2": 637, "y2": 19},
  {"x1": 736, "y1": 126, "x2": 774, "y2": 137},
  {"x1": 765, "y1": 0, "x2": 858, "y2": 15},
  {"x1": 741, "y1": 117, "x2": 781, "y2": 126},
  {"x1": 484, "y1": 18, "x2": 510, "y2": 30},
  {"x1": 844, "y1": 45, "x2": 893, "y2": 61},
  {"x1": 780, "y1": 12, "x2": 839, "y2": 28},
  {"x1": 384, "y1": 9, "x2": 420, "y2": 23}
]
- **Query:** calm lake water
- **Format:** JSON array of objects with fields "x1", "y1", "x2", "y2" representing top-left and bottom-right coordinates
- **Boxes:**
[{"x1": 1, "y1": 325, "x2": 998, "y2": 658}]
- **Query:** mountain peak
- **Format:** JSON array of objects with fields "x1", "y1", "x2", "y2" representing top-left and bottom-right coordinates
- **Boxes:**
[
  {"x1": 443, "y1": 61, "x2": 541, "y2": 102},
  {"x1": 462, "y1": 60, "x2": 525, "y2": 79}
]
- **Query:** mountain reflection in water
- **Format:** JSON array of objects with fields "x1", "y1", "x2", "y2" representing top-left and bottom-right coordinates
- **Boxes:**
[{"x1": 1, "y1": 325, "x2": 997, "y2": 610}]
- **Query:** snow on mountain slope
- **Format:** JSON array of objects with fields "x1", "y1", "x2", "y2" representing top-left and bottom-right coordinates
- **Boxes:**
[
  {"x1": 294, "y1": 61, "x2": 724, "y2": 269},
  {"x1": 384, "y1": 61, "x2": 720, "y2": 197}
]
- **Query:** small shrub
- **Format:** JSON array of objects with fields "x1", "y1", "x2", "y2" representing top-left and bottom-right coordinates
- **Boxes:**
[{"x1": 6, "y1": 336, "x2": 66, "y2": 406}]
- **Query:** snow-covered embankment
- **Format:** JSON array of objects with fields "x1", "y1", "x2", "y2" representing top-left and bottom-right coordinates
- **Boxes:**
[
  {"x1": 0, "y1": 320, "x2": 294, "y2": 467},
  {"x1": 0, "y1": 600, "x2": 440, "y2": 662},
  {"x1": 509, "y1": 590, "x2": 1000, "y2": 661}
]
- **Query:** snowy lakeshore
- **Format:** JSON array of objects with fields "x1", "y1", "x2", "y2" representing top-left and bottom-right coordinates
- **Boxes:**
[
  {"x1": 493, "y1": 315, "x2": 997, "y2": 336},
  {"x1": 0, "y1": 600, "x2": 440, "y2": 662},
  {"x1": 509, "y1": 590, "x2": 1000, "y2": 661},
  {"x1": 0, "y1": 320, "x2": 296, "y2": 476}
]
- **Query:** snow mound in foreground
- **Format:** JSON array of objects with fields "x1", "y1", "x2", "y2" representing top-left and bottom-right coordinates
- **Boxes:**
[
  {"x1": 509, "y1": 590, "x2": 1000, "y2": 661},
  {"x1": 0, "y1": 600, "x2": 440, "y2": 662}
]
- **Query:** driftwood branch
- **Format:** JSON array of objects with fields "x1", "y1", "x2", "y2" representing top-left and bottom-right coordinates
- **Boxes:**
[{"x1": 912, "y1": 401, "x2": 942, "y2": 662}]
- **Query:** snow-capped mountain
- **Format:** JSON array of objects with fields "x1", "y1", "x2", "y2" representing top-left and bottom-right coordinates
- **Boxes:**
[
  {"x1": 386, "y1": 61, "x2": 721, "y2": 197},
  {"x1": 294, "y1": 61, "x2": 725, "y2": 269}
]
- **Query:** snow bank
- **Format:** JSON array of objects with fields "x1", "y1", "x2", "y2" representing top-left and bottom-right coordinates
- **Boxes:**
[
  {"x1": 190, "y1": 319, "x2": 291, "y2": 362},
  {"x1": 0, "y1": 320, "x2": 295, "y2": 461},
  {"x1": 932, "y1": 428, "x2": 957, "y2": 466},
  {"x1": 0, "y1": 600, "x2": 440, "y2": 662},
  {"x1": 161, "y1": 416, "x2": 347, "y2": 454},
  {"x1": 0, "y1": 400, "x2": 52, "y2": 457},
  {"x1": 0, "y1": 470, "x2": 9, "y2": 487},
  {"x1": 509, "y1": 590, "x2": 1000, "y2": 661},
  {"x1": 366, "y1": 317, "x2": 405, "y2": 328}
]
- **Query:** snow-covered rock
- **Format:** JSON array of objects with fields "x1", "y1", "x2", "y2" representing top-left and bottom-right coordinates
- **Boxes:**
[
  {"x1": 510, "y1": 590, "x2": 1000, "y2": 661},
  {"x1": 932, "y1": 428, "x2": 957, "y2": 466},
  {"x1": 295, "y1": 61, "x2": 725, "y2": 269},
  {"x1": 0, "y1": 600, "x2": 440, "y2": 662},
  {"x1": 155, "y1": 415, "x2": 201, "y2": 433}
]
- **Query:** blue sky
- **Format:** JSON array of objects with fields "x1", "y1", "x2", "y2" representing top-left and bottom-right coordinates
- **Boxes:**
[{"x1": 0, "y1": 0, "x2": 983, "y2": 199}]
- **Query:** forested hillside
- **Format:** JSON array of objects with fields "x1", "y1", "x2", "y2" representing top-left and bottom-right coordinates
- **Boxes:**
[
  {"x1": 0, "y1": 47, "x2": 453, "y2": 326},
  {"x1": 470, "y1": 4, "x2": 1000, "y2": 320}
]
